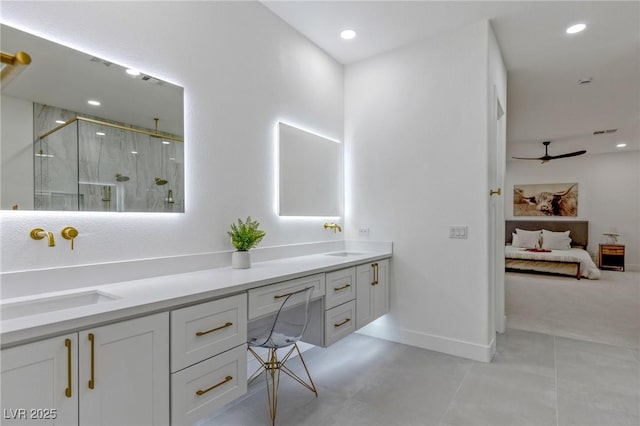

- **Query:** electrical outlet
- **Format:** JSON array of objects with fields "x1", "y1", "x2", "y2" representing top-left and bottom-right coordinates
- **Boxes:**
[{"x1": 359, "y1": 227, "x2": 370, "y2": 237}]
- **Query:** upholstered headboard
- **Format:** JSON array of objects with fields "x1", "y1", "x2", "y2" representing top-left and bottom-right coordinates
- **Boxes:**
[{"x1": 506, "y1": 220, "x2": 589, "y2": 249}]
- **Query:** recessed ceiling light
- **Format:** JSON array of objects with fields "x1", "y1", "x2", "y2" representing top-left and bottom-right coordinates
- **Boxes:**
[
  {"x1": 55, "y1": 120, "x2": 65, "y2": 124},
  {"x1": 126, "y1": 68, "x2": 140, "y2": 76},
  {"x1": 340, "y1": 29, "x2": 357, "y2": 40},
  {"x1": 88, "y1": 100, "x2": 101, "y2": 106},
  {"x1": 131, "y1": 150, "x2": 138, "y2": 154},
  {"x1": 96, "y1": 132, "x2": 106, "y2": 136},
  {"x1": 566, "y1": 23, "x2": 586, "y2": 34},
  {"x1": 616, "y1": 143, "x2": 627, "y2": 148}
]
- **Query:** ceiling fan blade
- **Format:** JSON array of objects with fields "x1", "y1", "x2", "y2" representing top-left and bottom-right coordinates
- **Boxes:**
[
  {"x1": 548, "y1": 150, "x2": 587, "y2": 160},
  {"x1": 511, "y1": 156, "x2": 544, "y2": 160}
]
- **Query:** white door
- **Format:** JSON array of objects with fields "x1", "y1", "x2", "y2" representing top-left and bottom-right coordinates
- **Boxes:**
[
  {"x1": 1, "y1": 334, "x2": 78, "y2": 426},
  {"x1": 489, "y1": 89, "x2": 507, "y2": 335},
  {"x1": 79, "y1": 312, "x2": 169, "y2": 426}
]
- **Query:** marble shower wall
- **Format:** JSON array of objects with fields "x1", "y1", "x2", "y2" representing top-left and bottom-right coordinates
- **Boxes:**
[{"x1": 34, "y1": 104, "x2": 184, "y2": 212}]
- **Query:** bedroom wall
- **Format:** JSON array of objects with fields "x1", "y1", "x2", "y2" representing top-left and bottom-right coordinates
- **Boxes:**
[
  {"x1": 345, "y1": 21, "x2": 501, "y2": 361},
  {"x1": 0, "y1": 2, "x2": 344, "y2": 274},
  {"x1": 505, "y1": 150, "x2": 640, "y2": 271}
]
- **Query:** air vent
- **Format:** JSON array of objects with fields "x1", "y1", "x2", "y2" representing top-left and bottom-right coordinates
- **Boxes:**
[{"x1": 593, "y1": 129, "x2": 618, "y2": 135}]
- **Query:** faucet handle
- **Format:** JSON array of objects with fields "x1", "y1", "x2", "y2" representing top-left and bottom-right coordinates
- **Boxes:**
[{"x1": 61, "y1": 227, "x2": 79, "y2": 250}]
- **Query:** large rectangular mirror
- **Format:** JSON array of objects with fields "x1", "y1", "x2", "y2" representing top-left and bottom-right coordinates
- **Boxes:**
[
  {"x1": 278, "y1": 122, "x2": 342, "y2": 217},
  {"x1": 1, "y1": 24, "x2": 185, "y2": 212}
]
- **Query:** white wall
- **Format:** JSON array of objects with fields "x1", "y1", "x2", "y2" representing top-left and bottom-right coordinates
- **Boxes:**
[
  {"x1": 0, "y1": 2, "x2": 344, "y2": 275},
  {"x1": 506, "y1": 151, "x2": 640, "y2": 271},
  {"x1": 345, "y1": 22, "x2": 502, "y2": 361}
]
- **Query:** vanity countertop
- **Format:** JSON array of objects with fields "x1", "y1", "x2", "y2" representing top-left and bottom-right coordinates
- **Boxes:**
[{"x1": 0, "y1": 249, "x2": 391, "y2": 348}]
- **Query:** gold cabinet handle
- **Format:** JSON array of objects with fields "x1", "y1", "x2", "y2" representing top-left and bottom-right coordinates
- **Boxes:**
[
  {"x1": 373, "y1": 262, "x2": 380, "y2": 285},
  {"x1": 65, "y1": 338, "x2": 72, "y2": 398},
  {"x1": 88, "y1": 333, "x2": 95, "y2": 390},
  {"x1": 371, "y1": 263, "x2": 379, "y2": 285},
  {"x1": 195, "y1": 322, "x2": 233, "y2": 337},
  {"x1": 490, "y1": 188, "x2": 501, "y2": 196},
  {"x1": 333, "y1": 284, "x2": 351, "y2": 292},
  {"x1": 196, "y1": 375, "x2": 233, "y2": 396},
  {"x1": 274, "y1": 292, "x2": 294, "y2": 299},
  {"x1": 334, "y1": 318, "x2": 351, "y2": 328}
]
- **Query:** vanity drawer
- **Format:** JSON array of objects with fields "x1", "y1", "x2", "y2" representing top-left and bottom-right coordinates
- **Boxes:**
[
  {"x1": 324, "y1": 300, "x2": 356, "y2": 346},
  {"x1": 171, "y1": 293, "x2": 247, "y2": 372},
  {"x1": 248, "y1": 274, "x2": 325, "y2": 320},
  {"x1": 325, "y1": 267, "x2": 356, "y2": 310},
  {"x1": 171, "y1": 344, "x2": 247, "y2": 426}
]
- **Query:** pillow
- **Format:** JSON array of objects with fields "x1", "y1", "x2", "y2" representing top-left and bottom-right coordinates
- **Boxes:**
[
  {"x1": 512, "y1": 231, "x2": 540, "y2": 249},
  {"x1": 541, "y1": 229, "x2": 572, "y2": 250},
  {"x1": 512, "y1": 228, "x2": 542, "y2": 248}
]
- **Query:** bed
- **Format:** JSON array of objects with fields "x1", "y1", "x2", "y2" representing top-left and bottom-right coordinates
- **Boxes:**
[{"x1": 505, "y1": 220, "x2": 601, "y2": 280}]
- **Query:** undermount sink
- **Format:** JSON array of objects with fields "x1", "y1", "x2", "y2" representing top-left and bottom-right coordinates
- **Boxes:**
[
  {"x1": 325, "y1": 251, "x2": 364, "y2": 257},
  {"x1": 1, "y1": 290, "x2": 121, "y2": 321}
]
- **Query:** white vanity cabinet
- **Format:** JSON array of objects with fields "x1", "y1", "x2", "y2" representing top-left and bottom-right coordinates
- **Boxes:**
[
  {"x1": 1, "y1": 334, "x2": 79, "y2": 426},
  {"x1": 356, "y1": 259, "x2": 389, "y2": 329},
  {"x1": 324, "y1": 267, "x2": 357, "y2": 346},
  {"x1": 170, "y1": 293, "x2": 248, "y2": 426},
  {"x1": 78, "y1": 312, "x2": 169, "y2": 425},
  {"x1": 0, "y1": 313, "x2": 169, "y2": 426}
]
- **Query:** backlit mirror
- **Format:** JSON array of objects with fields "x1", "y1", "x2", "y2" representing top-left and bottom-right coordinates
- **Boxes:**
[
  {"x1": 278, "y1": 122, "x2": 342, "y2": 217},
  {"x1": 1, "y1": 24, "x2": 185, "y2": 212}
]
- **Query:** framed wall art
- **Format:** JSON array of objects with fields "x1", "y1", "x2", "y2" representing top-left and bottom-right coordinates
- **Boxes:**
[{"x1": 513, "y1": 183, "x2": 578, "y2": 217}]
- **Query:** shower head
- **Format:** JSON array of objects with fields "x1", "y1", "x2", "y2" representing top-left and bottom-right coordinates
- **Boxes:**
[
  {"x1": 115, "y1": 174, "x2": 130, "y2": 182},
  {"x1": 154, "y1": 177, "x2": 168, "y2": 185}
]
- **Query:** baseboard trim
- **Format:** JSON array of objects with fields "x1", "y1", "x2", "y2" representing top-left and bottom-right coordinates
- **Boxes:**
[{"x1": 356, "y1": 319, "x2": 495, "y2": 362}]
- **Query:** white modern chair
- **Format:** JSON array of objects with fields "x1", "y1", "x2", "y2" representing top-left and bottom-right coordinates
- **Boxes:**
[{"x1": 247, "y1": 286, "x2": 317, "y2": 425}]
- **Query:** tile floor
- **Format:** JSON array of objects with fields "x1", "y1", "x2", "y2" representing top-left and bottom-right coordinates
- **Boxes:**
[
  {"x1": 200, "y1": 271, "x2": 639, "y2": 426},
  {"x1": 200, "y1": 330, "x2": 639, "y2": 426}
]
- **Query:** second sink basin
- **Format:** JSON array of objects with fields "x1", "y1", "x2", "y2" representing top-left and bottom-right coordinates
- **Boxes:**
[
  {"x1": 325, "y1": 251, "x2": 364, "y2": 257},
  {"x1": 1, "y1": 290, "x2": 121, "y2": 321}
]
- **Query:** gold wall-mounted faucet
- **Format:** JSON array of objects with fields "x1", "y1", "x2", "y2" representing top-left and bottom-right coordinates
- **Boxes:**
[
  {"x1": 30, "y1": 228, "x2": 55, "y2": 247},
  {"x1": 323, "y1": 222, "x2": 342, "y2": 233}
]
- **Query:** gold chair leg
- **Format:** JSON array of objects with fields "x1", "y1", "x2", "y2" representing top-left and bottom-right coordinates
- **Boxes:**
[{"x1": 247, "y1": 345, "x2": 318, "y2": 425}]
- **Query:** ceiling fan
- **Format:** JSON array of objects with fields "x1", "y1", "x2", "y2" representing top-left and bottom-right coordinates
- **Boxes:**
[{"x1": 512, "y1": 141, "x2": 587, "y2": 163}]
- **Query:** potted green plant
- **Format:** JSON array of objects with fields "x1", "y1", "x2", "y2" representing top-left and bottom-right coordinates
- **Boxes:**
[{"x1": 228, "y1": 216, "x2": 266, "y2": 269}]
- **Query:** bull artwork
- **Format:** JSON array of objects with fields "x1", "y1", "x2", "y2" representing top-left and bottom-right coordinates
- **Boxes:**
[{"x1": 513, "y1": 183, "x2": 578, "y2": 217}]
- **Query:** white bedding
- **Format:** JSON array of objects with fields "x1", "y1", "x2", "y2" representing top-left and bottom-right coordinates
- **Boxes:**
[{"x1": 505, "y1": 246, "x2": 601, "y2": 280}]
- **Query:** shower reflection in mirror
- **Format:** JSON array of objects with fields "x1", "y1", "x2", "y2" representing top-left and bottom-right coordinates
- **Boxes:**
[{"x1": 34, "y1": 104, "x2": 184, "y2": 212}]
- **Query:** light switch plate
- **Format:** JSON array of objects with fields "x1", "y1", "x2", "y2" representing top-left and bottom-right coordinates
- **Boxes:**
[{"x1": 449, "y1": 226, "x2": 468, "y2": 239}]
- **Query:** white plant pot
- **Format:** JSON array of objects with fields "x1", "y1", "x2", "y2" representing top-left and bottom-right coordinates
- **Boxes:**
[{"x1": 232, "y1": 251, "x2": 251, "y2": 269}]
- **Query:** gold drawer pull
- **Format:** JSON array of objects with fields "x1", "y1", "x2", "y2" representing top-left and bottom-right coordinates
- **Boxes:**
[
  {"x1": 196, "y1": 322, "x2": 233, "y2": 337},
  {"x1": 196, "y1": 375, "x2": 233, "y2": 396},
  {"x1": 65, "y1": 338, "x2": 72, "y2": 398},
  {"x1": 88, "y1": 333, "x2": 95, "y2": 390},
  {"x1": 274, "y1": 292, "x2": 294, "y2": 299},
  {"x1": 334, "y1": 318, "x2": 351, "y2": 328},
  {"x1": 334, "y1": 284, "x2": 351, "y2": 291}
]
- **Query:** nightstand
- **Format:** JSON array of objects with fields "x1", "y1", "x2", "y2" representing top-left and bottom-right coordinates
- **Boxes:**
[{"x1": 599, "y1": 244, "x2": 625, "y2": 271}]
